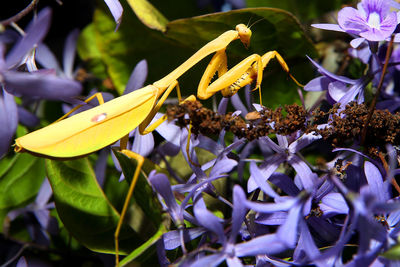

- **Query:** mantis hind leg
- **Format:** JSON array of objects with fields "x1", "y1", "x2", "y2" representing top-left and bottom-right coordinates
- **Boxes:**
[
  {"x1": 53, "y1": 93, "x2": 105, "y2": 123},
  {"x1": 114, "y1": 150, "x2": 144, "y2": 266}
]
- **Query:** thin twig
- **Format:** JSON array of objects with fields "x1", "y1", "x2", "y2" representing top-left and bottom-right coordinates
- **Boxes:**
[
  {"x1": 0, "y1": 0, "x2": 40, "y2": 27},
  {"x1": 361, "y1": 35, "x2": 395, "y2": 145}
]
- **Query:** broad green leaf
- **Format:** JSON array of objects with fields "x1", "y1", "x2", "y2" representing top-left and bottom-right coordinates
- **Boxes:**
[
  {"x1": 0, "y1": 153, "x2": 45, "y2": 232},
  {"x1": 246, "y1": 0, "x2": 352, "y2": 21},
  {"x1": 46, "y1": 158, "x2": 143, "y2": 254},
  {"x1": 126, "y1": 0, "x2": 168, "y2": 32}
]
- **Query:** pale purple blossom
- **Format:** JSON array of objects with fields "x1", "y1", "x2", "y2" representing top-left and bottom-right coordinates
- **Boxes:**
[{"x1": 312, "y1": 0, "x2": 400, "y2": 42}]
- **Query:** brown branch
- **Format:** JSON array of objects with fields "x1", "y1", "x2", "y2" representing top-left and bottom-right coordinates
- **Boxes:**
[
  {"x1": 0, "y1": 0, "x2": 40, "y2": 27},
  {"x1": 361, "y1": 35, "x2": 395, "y2": 145}
]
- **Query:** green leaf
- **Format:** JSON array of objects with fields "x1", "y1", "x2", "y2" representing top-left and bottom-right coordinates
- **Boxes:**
[
  {"x1": 126, "y1": 0, "x2": 168, "y2": 32},
  {"x1": 45, "y1": 158, "x2": 143, "y2": 254},
  {"x1": 77, "y1": 24, "x2": 108, "y2": 81},
  {"x1": 246, "y1": 0, "x2": 352, "y2": 21},
  {"x1": 382, "y1": 243, "x2": 400, "y2": 260},
  {"x1": 0, "y1": 153, "x2": 45, "y2": 232},
  {"x1": 119, "y1": 223, "x2": 167, "y2": 267}
]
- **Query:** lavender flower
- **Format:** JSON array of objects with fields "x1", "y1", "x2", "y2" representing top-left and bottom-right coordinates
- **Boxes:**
[
  {"x1": 0, "y1": 8, "x2": 82, "y2": 101},
  {"x1": 6, "y1": 178, "x2": 57, "y2": 245},
  {"x1": 304, "y1": 56, "x2": 371, "y2": 107},
  {"x1": 312, "y1": 0, "x2": 400, "y2": 42}
]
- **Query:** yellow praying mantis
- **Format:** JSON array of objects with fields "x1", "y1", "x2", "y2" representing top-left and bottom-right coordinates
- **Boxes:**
[{"x1": 13, "y1": 23, "x2": 300, "y2": 265}]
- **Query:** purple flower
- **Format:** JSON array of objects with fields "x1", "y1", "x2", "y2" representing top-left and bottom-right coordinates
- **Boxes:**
[
  {"x1": 0, "y1": 88, "x2": 17, "y2": 158},
  {"x1": 247, "y1": 133, "x2": 320, "y2": 193},
  {"x1": 0, "y1": 8, "x2": 82, "y2": 101},
  {"x1": 312, "y1": 0, "x2": 399, "y2": 42},
  {"x1": 6, "y1": 178, "x2": 57, "y2": 245},
  {"x1": 304, "y1": 56, "x2": 371, "y2": 107}
]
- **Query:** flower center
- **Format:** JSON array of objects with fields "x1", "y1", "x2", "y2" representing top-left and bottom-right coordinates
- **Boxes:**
[{"x1": 367, "y1": 12, "x2": 381, "y2": 29}]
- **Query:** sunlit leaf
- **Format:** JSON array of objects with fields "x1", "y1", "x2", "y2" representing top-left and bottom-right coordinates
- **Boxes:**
[{"x1": 126, "y1": 0, "x2": 168, "y2": 32}]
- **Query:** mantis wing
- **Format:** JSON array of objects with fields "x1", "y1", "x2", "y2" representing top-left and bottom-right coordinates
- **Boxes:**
[{"x1": 15, "y1": 85, "x2": 158, "y2": 158}]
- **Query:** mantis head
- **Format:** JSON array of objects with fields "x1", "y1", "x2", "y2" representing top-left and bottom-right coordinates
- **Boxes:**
[{"x1": 236, "y1": 24, "x2": 252, "y2": 49}]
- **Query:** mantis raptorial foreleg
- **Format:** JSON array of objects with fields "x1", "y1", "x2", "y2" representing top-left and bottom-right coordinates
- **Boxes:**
[{"x1": 197, "y1": 50, "x2": 302, "y2": 105}]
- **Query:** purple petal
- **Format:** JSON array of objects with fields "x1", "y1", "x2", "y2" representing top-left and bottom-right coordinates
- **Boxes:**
[
  {"x1": 231, "y1": 93, "x2": 248, "y2": 117},
  {"x1": 191, "y1": 253, "x2": 226, "y2": 267},
  {"x1": 328, "y1": 81, "x2": 348, "y2": 102},
  {"x1": 364, "y1": 161, "x2": 389, "y2": 203},
  {"x1": 289, "y1": 132, "x2": 321, "y2": 153},
  {"x1": 125, "y1": 59, "x2": 148, "y2": 94},
  {"x1": 0, "y1": 88, "x2": 18, "y2": 158},
  {"x1": 16, "y1": 257, "x2": 28, "y2": 267},
  {"x1": 336, "y1": 81, "x2": 364, "y2": 106},
  {"x1": 245, "y1": 197, "x2": 296, "y2": 213},
  {"x1": 288, "y1": 155, "x2": 317, "y2": 191},
  {"x1": 260, "y1": 136, "x2": 285, "y2": 153},
  {"x1": 338, "y1": 7, "x2": 369, "y2": 35},
  {"x1": 226, "y1": 256, "x2": 243, "y2": 267},
  {"x1": 293, "y1": 220, "x2": 321, "y2": 262},
  {"x1": 320, "y1": 193, "x2": 349, "y2": 216},
  {"x1": 6, "y1": 8, "x2": 52, "y2": 69},
  {"x1": 235, "y1": 233, "x2": 288, "y2": 257},
  {"x1": 249, "y1": 161, "x2": 279, "y2": 198},
  {"x1": 63, "y1": 29, "x2": 80, "y2": 78},
  {"x1": 197, "y1": 135, "x2": 224, "y2": 156},
  {"x1": 256, "y1": 212, "x2": 287, "y2": 225},
  {"x1": 149, "y1": 172, "x2": 183, "y2": 224},
  {"x1": 104, "y1": 0, "x2": 123, "y2": 28},
  {"x1": 311, "y1": 23, "x2": 345, "y2": 32},
  {"x1": 359, "y1": 13, "x2": 397, "y2": 41},
  {"x1": 151, "y1": 113, "x2": 181, "y2": 147},
  {"x1": 36, "y1": 44, "x2": 61, "y2": 73},
  {"x1": 350, "y1": 37, "x2": 366, "y2": 48},
  {"x1": 193, "y1": 198, "x2": 225, "y2": 243},
  {"x1": 230, "y1": 186, "x2": 248, "y2": 242},
  {"x1": 218, "y1": 97, "x2": 229, "y2": 114},
  {"x1": 17, "y1": 106, "x2": 39, "y2": 127},
  {"x1": 269, "y1": 173, "x2": 300, "y2": 196},
  {"x1": 247, "y1": 153, "x2": 285, "y2": 192},
  {"x1": 307, "y1": 56, "x2": 357, "y2": 84},
  {"x1": 35, "y1": 178, "x2": 52, "y2": 207},
  {"x1": 163, "y1": 228, "x2": 206, "y2": 250},
  {"x1": 276, "y1": 202, "x2": 302, "y2": 247},
  {"x1": 34, "y1": 209, "x2": 51, "y2": 230},
  {"x1": 131, "y1": 130, "x2": 154, "y2": 157},
  {"x1": 209, "y1": 156, "x2": 237, "y2": 178},
  {"x1": 3, "y1": 71, "x2": 82, "y2": 100},
  {"x1": 94, "y1": 148, "x2": 109, "y2": 186},
  {"x1": 304, "y1": 76, "x2": 331, "y2": 92}
]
